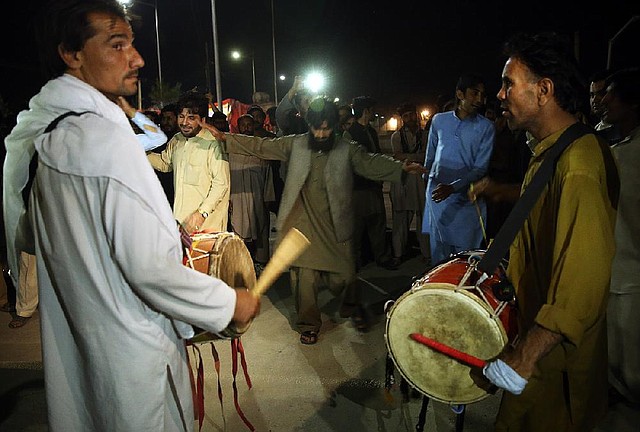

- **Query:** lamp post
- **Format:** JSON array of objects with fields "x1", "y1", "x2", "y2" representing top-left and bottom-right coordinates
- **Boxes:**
[
  {"x1": 117, "y1": 0, "x2": 163, "y2": 106},
  {"x1": 271, "y1": 0, "x2": 278, "y2": 103},
  {"x1": 231, "y1": 50, "x2": 256, "y2": 97},
  {"x1": 211, "y1": 0, "x2": 222, "y2": 112}
]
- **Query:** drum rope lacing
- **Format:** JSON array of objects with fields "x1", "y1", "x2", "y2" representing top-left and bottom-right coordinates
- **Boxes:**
[{"x1": 451, "y1": 253, "x2": 509, "y2": 322}]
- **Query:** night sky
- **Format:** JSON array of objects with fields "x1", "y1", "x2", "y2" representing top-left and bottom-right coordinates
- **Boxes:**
[{"x1": 1, "y1": 0, "x2": 639, "y2": 120}]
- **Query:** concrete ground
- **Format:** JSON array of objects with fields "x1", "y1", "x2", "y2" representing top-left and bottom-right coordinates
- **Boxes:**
[{"x1": 1, "y1": 180, "x2": 638, "y2": 431}]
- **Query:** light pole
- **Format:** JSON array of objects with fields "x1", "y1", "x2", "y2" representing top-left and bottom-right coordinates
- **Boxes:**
[
  {"x1": 231, "y1": 50, "x2": 256, "y2": 97},
  {"x1": 117, "y1": 0, "x2": 163, "y2": 106},
  {"x1": 271, "y1": 0, "x2": 278, "y2": 103},
  {"x1": 211, "y1": 0, "x2": 222, "y2": 112}
]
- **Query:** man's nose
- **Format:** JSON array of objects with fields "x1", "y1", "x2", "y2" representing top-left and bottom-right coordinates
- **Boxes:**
[{"x1": 130, "y1": 47, "x2": 145, "y2": 69}]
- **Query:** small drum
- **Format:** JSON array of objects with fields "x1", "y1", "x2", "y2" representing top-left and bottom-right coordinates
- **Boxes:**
[
  {"x1": 184, "y1": 232, "x2": 256, "y2": 341},
  {"x1": 384, "y1": 250, "x2": 518, "y2": 405}
]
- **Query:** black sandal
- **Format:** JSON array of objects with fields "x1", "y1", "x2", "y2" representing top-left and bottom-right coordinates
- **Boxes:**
[{"x1": 300, "y1": 331, "x2": 318, "y2": 345}]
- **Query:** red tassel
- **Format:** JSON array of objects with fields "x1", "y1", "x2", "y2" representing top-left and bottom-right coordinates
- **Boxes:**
[{"x1": 231, "y1": 338, "x2": 255, "y2": 431}]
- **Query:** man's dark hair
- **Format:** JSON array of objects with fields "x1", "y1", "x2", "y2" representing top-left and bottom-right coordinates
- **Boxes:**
[
  {"x1": 177, "y1": 93, "x2": 209, "y2": 118},
  {"x1": 247, "y1": 105, "x2": 265, "y2": 116},
  {"x1": 36, "y1": 0, "x2": 131, "y2": 80},
  {"x1": 161, "y1": 103, "x2": 179, "y2": 116},
  {"x1": 351, "y1": 96, "x2": 376, "y2": 119},
  {"x1": 503, "y1": 32, "x2": 587, "y2": 114},
  {"x1": 305, "y1": 96, "x2": 339, "y2": 130},
  {"x1": 456, "y1": 73, "x2": 485, "y2": 93},
  {"x1": 605, "y1": 67, "x2": 640, "y2": 115},
  {"x1": 247, "y1": 105, "x2": 266, "y2": 125},
  {"x1": 210, "y1": 111, "x2": 226, "y2": 120}
]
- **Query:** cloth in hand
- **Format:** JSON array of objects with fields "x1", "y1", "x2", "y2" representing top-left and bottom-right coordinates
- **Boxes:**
[{"x1": 482, "y1": 359, "x2": 528, "y2": 395}]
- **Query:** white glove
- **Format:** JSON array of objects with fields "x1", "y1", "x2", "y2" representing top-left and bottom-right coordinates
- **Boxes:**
[{"x1": 482, "y1": 359, "x2": 528, "y2": 395}]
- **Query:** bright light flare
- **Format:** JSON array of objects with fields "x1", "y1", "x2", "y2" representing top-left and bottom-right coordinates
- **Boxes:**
[
  {"x1": 231, "y1": 50, "x2": 241, "y2": 60},
  {"x1": 388, "y1": 117, "x2": 398, "y2": 130},
  {"x1": 279, "y1": 75, "x2": 286, "y2": 81},
  {"x1": 304, "y1": 72, "x2": 325, "y2": 93}
]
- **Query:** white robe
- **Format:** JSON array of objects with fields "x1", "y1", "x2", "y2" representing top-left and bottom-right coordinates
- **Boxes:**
[{"x1": 5, "y1": 74, "x2": 236, "y2": 431}]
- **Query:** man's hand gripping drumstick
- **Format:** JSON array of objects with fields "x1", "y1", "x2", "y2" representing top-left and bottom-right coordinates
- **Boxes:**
[{"x1": 232, "y1": 228, "x2": 311, "y2": 327}]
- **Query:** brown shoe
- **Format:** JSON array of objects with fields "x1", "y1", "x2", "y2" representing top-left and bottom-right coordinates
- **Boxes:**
[{"x1": 9, "y1": 315, "x2": 30, "y2": 329}]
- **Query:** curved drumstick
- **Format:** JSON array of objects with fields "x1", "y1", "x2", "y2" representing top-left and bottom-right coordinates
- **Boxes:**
[
  {"x1": 251, "y1": 228, "x2": 310, "y2": 298},
  {"x1": 410, "y1": 333, "x2": 487, "y2": 368}
]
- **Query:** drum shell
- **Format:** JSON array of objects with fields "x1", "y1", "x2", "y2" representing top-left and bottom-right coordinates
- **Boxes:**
[
  {"x1": 185, "y1": 232, "x2": 256, "y2": 342},
  {"x1": 421, "y1": 253, "x2": 517, "y2": 342}
]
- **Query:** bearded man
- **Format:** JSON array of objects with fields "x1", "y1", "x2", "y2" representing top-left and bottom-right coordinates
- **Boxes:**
[{"x1": 200, "y1": 96, "x2": 427, "y2": 344}]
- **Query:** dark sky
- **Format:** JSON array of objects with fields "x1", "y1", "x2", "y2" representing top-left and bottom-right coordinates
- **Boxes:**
[{"x1": 1, "y1": 0, "x2": 639, "y2": 119}]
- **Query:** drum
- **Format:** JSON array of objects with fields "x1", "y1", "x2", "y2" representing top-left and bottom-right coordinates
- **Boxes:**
[
  {"x1": 184, "y1": 232, "x2": 256, "y2": 341},
  {"x1": 384, "y1": 250, "x2": 517, "y2": 405}
]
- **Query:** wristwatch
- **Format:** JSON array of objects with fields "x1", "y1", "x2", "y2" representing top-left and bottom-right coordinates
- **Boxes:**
[{"x1": 198, "y1": 209, "x2": 209, "y2": 219}]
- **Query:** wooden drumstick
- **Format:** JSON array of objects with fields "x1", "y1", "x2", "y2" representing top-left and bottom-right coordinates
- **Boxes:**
[
  {"x1": 251, "y1": 228, "x2": 310, "y2": 298},
  {"x1": 410, "y1": 333, "x2": 487, "y2": 368}
]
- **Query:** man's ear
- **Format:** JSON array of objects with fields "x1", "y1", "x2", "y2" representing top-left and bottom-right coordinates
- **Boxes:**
[
  {"x1": 537, "y1": 78, "x2": 554, "y2": 105},
  {"x1": 58, "y1": 44, "x2": 82, "y2": 70}
]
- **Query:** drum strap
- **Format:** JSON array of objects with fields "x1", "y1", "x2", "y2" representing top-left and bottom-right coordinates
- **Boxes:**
[
  {"x1": 477, "y1": 122, "x2": 592, "y2": 275},
  {"x1": 24, "y1": 111, "x2": 94, "y2": 211}
]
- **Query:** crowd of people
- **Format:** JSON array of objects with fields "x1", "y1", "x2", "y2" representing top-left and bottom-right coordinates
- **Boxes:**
[{"x1": 1, "y1": 0, "x2": 638, "y2": 431}]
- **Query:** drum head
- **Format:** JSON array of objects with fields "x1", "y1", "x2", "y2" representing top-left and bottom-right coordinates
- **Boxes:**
[{"x1": 385, "y1": 283, "x2": 507, "y2": 405}]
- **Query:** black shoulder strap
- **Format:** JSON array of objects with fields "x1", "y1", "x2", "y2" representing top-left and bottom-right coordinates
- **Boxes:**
[
  {"x1": 23, "y1": 111, "x2": 92, "y2": 209},
  {"x1": 477, "y1": 122, "x2": 593, "y2": 275}
]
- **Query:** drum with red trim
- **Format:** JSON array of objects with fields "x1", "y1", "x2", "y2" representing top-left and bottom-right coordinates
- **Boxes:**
[
  {"x1": 184, "y1": 231, "x2": 256, "y2": 341},
  {"x1": 384, "y1": 250, "x2": 518, "y2": 405}
]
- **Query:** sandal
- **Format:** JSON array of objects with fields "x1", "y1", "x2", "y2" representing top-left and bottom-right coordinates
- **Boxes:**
[
  {"x1": 1, "y1": 302, "x2": 16, "y2": 313},
  {"x1": 9, "y1": 315, "x2": 30, "y2": 329},
  {"x1": 300, "y1": 331, "x2": 318, "y2": 345}
]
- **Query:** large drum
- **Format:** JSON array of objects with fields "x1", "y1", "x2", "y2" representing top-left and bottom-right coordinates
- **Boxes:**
[
  {"x1": 384, "y1": 250, "x2": 518, "y2": 405},
  {"x1": 184, "y1": 232, "x2": 256, "y2": 341}
]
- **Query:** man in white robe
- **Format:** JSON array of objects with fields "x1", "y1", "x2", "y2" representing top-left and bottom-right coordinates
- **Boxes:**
[{"x1": 2, "y1": 1, "x2": 259, "y2": 430}]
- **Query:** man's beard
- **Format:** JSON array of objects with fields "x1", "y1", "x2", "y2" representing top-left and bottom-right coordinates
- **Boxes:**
[{"x1": 308, "y1": 132, "x2": 335, "y2": 152}]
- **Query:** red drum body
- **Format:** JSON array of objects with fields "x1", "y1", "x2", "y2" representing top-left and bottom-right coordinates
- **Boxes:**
[
  {"x1": 384, "y1": 250, "x2": 518, "y2": 405},
  {"x1": 185, "y1": 232, "x2": 256, "y2": 341}
]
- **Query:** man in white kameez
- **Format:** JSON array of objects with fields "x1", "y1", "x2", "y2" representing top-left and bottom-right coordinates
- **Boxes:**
[{"x1": 2, "y1": 1, "x2": 260, "y2": 430}]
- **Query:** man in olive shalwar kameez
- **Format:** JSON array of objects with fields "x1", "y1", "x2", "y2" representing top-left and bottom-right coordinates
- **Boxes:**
[
  {"x1": 201, "y1": 97, "x2": 427, "y2": 344},
  {"x1": 478, "y1": 33, "x2": 619, "y2": 431}
]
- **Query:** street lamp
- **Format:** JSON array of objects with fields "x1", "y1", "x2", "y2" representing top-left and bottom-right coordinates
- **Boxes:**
[
  {"x1": 231, "y1": 50, "x2": 256, "y2": 97},
  {"x1": 118, "y1": 0, "x2": 163, "y2": 106}
]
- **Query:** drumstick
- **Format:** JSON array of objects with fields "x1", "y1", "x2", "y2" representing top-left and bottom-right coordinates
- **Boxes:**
[
  {"x1": 410, "y1": 333, "x2": 487, "y2": 368},
  {"x1": 251, "y1": 228, "x2": 310, "y2": 298}
]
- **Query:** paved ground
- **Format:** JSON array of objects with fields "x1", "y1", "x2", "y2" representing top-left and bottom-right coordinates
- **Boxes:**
[{"x1": 1, "y1": 180, "x2": 638, "y2": 431}]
